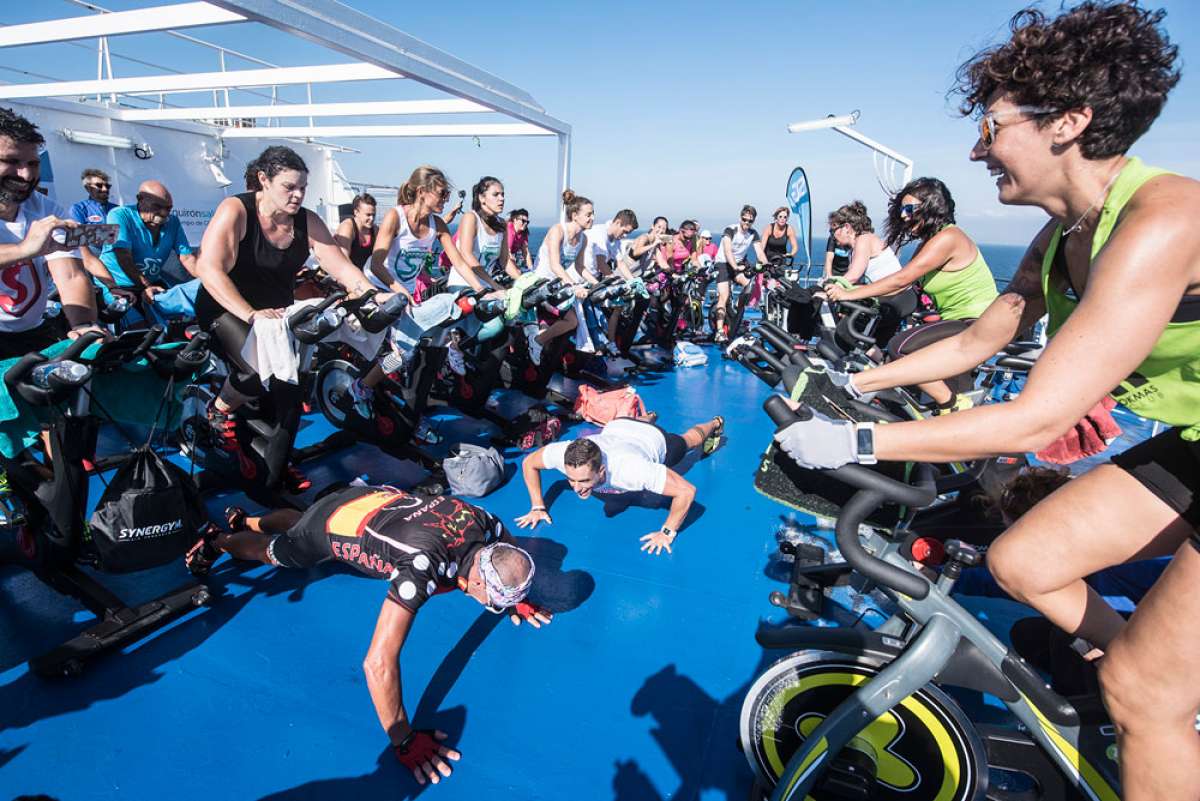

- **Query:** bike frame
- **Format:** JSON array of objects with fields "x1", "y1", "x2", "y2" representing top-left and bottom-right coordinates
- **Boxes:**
[{"x1": 769, "y1": 518, "x2": 1121, "y2": 801}]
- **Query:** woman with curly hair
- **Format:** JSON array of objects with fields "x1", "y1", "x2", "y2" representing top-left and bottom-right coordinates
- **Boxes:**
[
  {"x1": 771, "y1": 5, "x2": 1199, "y2": 797},
  {"x1": 826, "y1": 179, "x2": 998, "y2": 409}
]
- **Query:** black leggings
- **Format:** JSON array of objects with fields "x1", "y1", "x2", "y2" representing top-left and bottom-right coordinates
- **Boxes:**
[
  {"x1": 205, "y1": 311, "x2": 304, "y2": 478},
  {"x1": 886, "y1": 318, "x2": 976, "y2": 394}
]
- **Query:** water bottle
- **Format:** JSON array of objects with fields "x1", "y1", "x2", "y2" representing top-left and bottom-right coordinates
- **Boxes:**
[{"x1": 30, "y1": 360, "x2": 89, "y2": 389}]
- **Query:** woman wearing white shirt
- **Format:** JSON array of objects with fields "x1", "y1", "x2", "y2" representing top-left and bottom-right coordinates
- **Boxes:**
[
  {"x1": 448, "y1": 176, "x2": 511, "y2": 290},
  {"x1": 528, "y1": 190, "x2": 593, "y2": 365},
  {"x1": 825, "y1": 200, "x2": 918, "y2": 348}
]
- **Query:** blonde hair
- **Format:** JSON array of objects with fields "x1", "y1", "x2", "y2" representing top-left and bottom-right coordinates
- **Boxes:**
[{"x1": 398, "y1": 165, "x2": 450, "y2": 206}]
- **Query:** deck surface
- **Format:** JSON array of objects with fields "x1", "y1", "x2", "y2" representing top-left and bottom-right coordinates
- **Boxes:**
[{"x1": 3, "y1": 346, "x2": 1041, "y2": 801}]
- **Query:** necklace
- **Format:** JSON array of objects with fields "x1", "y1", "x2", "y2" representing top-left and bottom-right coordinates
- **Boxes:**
[{"x1": 1064, "y1": 164, "x2": 1122, "y2": 236}]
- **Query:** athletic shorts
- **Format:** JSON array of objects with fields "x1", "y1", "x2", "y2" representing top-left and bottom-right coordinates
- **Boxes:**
[
  {"x1": 651, "y1": 423, "x2": 689, "y2": 467},
  {"x1": 0, "y1": 319, "x2": 66, "y2": 361},
  {"x1": 267, "y1": 491, "x2": 341, "y2": 568},
  {"x1": 716, "y1": 262, "x2": 743, "y2": 284},
  {"x1": 1110, "y1": 427, "x2": 1200, "y2": 549}
]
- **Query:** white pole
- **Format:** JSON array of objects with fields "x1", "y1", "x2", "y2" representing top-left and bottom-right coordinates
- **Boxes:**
[{"x1": 556, "y1": 133, "x2": 571, "y2": 219}]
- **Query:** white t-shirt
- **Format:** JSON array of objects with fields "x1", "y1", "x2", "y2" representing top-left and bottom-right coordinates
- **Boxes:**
[
  {"x1": 583, "y1": 222, "x2": 620, "y2": 275},
  {"x1": 717, "y1": 224, "x2": 760, "y2": 264},
  {"x1": 0, "y1": 192, "x2": 81, "y2": 333},
  {"x1": 541, "y1": 418, "x2": 669, "y2": 495}
]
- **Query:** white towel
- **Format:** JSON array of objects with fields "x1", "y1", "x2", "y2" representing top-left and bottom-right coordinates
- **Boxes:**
[{"x1": 242, "y1": 314, "x2": 299, "y2": 386}]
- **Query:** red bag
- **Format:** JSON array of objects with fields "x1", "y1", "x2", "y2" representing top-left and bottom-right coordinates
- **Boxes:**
[{"x1": 573, "y1": 385, "x2": 647, "y2": 425}]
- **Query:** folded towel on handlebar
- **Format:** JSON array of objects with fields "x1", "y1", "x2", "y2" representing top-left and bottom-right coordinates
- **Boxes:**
[{"x1": 1035, "y1": 396, "x2": 1122, "y2": 465}]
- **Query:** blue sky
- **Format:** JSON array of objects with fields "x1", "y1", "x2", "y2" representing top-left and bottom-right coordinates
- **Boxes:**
[{"x1": 3, "y1": 0, "x2": 1199, "y2": 245}]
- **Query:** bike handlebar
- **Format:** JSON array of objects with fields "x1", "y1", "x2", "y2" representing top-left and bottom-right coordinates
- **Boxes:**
[{"x1": 763, "y1": 395, "x2": 934, "y2": 600}]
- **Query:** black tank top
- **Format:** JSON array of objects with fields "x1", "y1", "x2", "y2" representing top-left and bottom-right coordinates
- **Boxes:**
[
  {"x1": 348, "y1": 220, "x2": 376, "y2": 269},
  {"x1": 196, "y1": 192, "x2": 310, "y2": 326},
  {"x1": 765, "y1": 224, "x2": 789, "y2": 259}
]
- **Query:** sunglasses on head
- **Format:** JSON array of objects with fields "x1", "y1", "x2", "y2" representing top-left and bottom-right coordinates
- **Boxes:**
[{"x1": 978, "y1": 106, "x2": 1060, "y2": 150}]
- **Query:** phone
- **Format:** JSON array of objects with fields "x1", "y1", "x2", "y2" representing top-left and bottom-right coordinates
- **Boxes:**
[{"x1": 55, "y1": 223, "x2": 119, "y2": 249}]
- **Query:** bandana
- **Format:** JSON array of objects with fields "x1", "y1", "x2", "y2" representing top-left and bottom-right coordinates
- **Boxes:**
[{"x1": 477, "y1": 542, "x2": 534, "y2": 613}]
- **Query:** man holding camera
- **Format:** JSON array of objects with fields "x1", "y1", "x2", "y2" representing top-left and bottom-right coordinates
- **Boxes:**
[{"x1": 0, "y1": 107, "x2": 102, "y2": 360}]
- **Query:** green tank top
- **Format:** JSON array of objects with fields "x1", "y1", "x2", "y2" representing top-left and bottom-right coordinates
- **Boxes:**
[
  {"x1": 918, "y1": 228, "x2": 999, "y2": 320},
  {"x1": 1041, "y1": 156, "x2": 1200, "y2": 440}
]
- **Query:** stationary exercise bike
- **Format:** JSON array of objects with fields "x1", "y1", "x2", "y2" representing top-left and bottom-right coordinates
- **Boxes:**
[
  {"x1": 1, "y1": 329, "x2": 212, "y2": 677},
  {"x1": 739, "y1": 395, "x2": 1123, "y2": 801}
]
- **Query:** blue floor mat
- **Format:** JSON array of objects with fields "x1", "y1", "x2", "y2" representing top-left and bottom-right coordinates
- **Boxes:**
[{"x1": 1, "y1": 348, "x2": 1044, "y2": 801}]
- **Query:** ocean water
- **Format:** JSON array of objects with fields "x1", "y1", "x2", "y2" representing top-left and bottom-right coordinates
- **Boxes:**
[{"x1": 523, "y1": 226, "x2": 1027, "y2": 288}]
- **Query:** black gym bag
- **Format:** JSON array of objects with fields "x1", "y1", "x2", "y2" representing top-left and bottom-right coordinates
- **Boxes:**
[{"x1": 87, "y1": 447, "x2": 205, "y2": 573}]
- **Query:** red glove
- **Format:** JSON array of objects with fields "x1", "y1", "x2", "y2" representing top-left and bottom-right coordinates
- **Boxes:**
[
  {"x1": 393, "y1": 730, "x2": 440, "y2": 770},
  {"x1": 509, "y1": 600, "x2": 552, "y2": 626}
]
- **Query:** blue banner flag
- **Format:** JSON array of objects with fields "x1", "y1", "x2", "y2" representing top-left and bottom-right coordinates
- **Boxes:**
[{"x1": 785, "y1": 167, "x2": 812, "y2": 269}]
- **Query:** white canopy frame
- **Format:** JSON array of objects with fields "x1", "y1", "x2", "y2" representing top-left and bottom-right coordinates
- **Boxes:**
[
  {"x1": 0, "y1": 0, "x2": 572, "y2": 210},
  {"x1": 787, "y1": 111, "x2": 913, "y2": 196}
]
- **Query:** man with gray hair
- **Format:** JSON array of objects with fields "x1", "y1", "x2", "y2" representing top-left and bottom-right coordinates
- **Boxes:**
[{"x1": 185, "y1": 484, "x2": 549, "y2": 787}]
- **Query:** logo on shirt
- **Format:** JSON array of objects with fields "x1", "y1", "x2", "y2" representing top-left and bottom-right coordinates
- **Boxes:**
[
  {"x1": 1, "y1": 260, "x2": 43, "y2": 317},
  {"x1": 392, "y1": 249, "x2": 433, "y2": 281}
]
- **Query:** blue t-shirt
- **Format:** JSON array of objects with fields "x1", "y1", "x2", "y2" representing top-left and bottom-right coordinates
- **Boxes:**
[
  {"x1": 99, "y1": 205, "x2": 194, "y2": 287},
  {"x1": 69, "y1": 197, "x2": 116, "y2": 224}
]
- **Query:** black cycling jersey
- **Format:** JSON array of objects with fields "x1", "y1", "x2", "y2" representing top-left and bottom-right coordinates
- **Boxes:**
[
  {"x1": 273, "y1": 485, "x2": 507, "y2": 612},
  {"x1": 194, "y1": 192, "x2": 310, "y2": 327}
]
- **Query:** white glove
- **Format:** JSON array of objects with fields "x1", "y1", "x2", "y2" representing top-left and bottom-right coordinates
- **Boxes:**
[
  {"x1": 773, "y1": 410, "x2": 859, "y2": 469},
  {"x1": 827, "y1": 368, "x2": 875, "y2": 403}
]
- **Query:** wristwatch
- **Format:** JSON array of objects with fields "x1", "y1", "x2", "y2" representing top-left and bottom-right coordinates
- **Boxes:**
[
  {"x1": 854, "y1": 422, "x2": 877, "y2": 465},
  {"x1": 660, "y1": 526, "x2": 676, "y2": 539}
]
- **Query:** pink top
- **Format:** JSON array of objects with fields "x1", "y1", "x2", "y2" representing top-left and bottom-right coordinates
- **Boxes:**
[
  {"x1": 663, "y1": 236, "x2": 694, "y2": 271},
  {"x1": 507, "y1": 221, "x2": 529, "y2": 254}
]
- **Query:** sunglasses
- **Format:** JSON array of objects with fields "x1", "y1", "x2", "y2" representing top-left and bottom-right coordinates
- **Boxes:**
[
  {"x1": 900, "y1": 203, "x2": 919, "y2": 217},
  {"x1": 978, "y1": 106, "x2": 1060, "y2": 150},
  {"x1": 86, "y1": 182, "x2": 111, "y2": 189},
  {"x1": 740, "y1": 217, "x2": 755, "y2": 224}
]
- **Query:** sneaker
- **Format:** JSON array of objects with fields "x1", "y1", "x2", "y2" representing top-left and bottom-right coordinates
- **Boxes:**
[
  {"x1": 0, "y1": 470, "x2": 28, "y2": 528},
  {"x1": 702, "y1": 416, "x2": 725, "y2": 457},
  {"x1": 414, "y1": 419, "x2": 442, "y2": 446},
  {"x1": 446, "y1": 343, "x2": 467, "y2": 376},
  {"x1": 525, "y1": 325, "x2": 545, "y2": 366},
  {"x1": 332, "y1": 378, "x2": 374, "y2": 420},
  {"x1": 284, "y1": 465, "x2": 312, "y2": 494},
  {"x1": 185, "y1": 524, "x2": 223, "y2": 576},
  {"x1": 931, "y1": 393, "x2": 974, "y2": 416},
  {"x1": 206, "y1": 401, "x2": 241, "y2": 452}
]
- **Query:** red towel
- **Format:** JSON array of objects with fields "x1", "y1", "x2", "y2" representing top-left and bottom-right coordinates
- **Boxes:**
[{"x1": 1036, "y1": 397, "x2": 1123, "y2": 465}]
